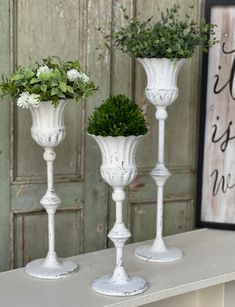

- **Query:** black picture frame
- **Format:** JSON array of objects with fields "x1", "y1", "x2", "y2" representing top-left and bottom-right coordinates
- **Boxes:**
[{"x1": 196, "y1": 0, "x2": 235, "y2": 230}]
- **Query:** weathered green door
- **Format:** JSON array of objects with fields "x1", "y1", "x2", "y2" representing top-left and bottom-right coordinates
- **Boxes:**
[
  {"x1": 0, "y1": 0, "x2": 112, "y2": 271},
  {"x1": 0, "y1": 0, "x2": 198, "y2": 272}
]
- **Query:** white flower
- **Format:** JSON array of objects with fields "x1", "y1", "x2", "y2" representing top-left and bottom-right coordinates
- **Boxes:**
[
  {"x1": 16, "y1": 92, "x2": 40, "y2": 109},
  {"x1": 28, "y1": 93, "x2": 41, "y2": 107},
  {"x1": 36, "y1": 65, "x2": 53, "y2": 78},
  {"x1": 67, "y1": 69, "x2": 80, "y2": 82},
  {"x1": 67, "y1": 69, "x2": 90, "y2": 83},
  {"x1": 79, "y1": 72, "x2": 90, "y2": 83},
  {"x1": 17, "y1": 92, "x2": 30, "y2": 109}
]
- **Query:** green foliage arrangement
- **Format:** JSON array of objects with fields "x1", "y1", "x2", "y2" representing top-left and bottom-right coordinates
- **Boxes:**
[
  {"x1": 87, "y1": 95, "x2": 148, "y2": 137},
  {"x1": 98, "y1": 5, "x2": 218, "y2": 59},
  {"x1": 0, "y1": 56, "x2": 98, "y2": 108}
]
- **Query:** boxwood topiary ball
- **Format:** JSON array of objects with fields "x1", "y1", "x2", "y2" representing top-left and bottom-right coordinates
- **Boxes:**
[{"x1": 87, "y1": 94, "x2": 148, "y2": 136}]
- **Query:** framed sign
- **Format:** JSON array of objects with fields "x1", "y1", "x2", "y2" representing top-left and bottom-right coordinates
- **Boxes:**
[{"x1": 197, "y1": 0, "x2": 235, "y2": 229}]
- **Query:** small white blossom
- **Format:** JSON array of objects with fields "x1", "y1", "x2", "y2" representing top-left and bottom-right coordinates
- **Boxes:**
[
  {"x1": 67, "y1": 69, "x2": 90, "y2": 83},
  {"x1": 28, "y1": 93, "x2": 41, "y2": 107},
  {"x1": 67, "y1": 69, "x2": 80, "y2": 82},
  {"x1": 79, "y1": 72, "x2": 90, "y2": 83},
  {"x1": 16, "y1": 92, "x2": 40, "y2": 109},
  {"x1": 36, "y1": 65, "x2": 53, "y2": 78}
]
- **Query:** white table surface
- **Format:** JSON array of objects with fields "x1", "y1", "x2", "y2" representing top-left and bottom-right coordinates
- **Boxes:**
[{"x1": 0, "y1": 229, "x2": 235, "y2": 307}]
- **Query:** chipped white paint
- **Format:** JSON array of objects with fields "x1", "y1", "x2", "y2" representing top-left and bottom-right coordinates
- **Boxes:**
[
  {"x1": 90, "y1": 135, "x2": 148, "y2": 296},
  {"x1": 135, "y1": 58, "x2": 185, "y2": 262},
  {"x1": 25, "y1": 100, "x2": 78, "y2": 279}
]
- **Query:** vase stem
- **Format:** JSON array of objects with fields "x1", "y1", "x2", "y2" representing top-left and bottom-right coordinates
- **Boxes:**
[
  {"x1": 43, "y1": 147, "x2": 58, "y2": 257},
  {"x1": 41, "y1": 147, "x2": 60, "y2": 268},
  {"x1": 47, "y1": 159, "x2": 54, "y2": 192},
  {"x1": 156, "y1": 184, "x2": 164, "y2": 240},
  {"x1": 116, "y1": 201, "x2": 123, "y2": 224},
  {"x1": 158, "y1": 113, "x2": 165, "y2": 164},
  {"x1": 108, "y1": 188, "x2": 130, "y2": 283},
  {"x1": 155, "y1": 107, "x2": 169, "y2": 240},
  {"x1": 47, "y1": 209, "x2": 56, "y2": 256}
]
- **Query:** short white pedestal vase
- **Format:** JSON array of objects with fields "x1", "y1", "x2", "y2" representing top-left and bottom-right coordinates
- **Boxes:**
[
  {"x1": 90, "y1": 135, "x2": 148, "y2": 296},
  {"x1": 25, "y1": 100, "x2": 78, "y2": 279},
  {"x1": 135, "y1": 58, "x2": 186, "y2": 263}
]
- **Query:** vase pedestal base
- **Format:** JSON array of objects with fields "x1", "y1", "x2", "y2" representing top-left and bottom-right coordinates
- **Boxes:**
[
  {"x1": 135, "y1": 244, "x2": 183, "y2": 263},
  {"x1": 92, "y1": 274, "x2": 148, "y2": 297},
  {"x1": 25, "y1": 258, "x2": 78, "y2": 279}
]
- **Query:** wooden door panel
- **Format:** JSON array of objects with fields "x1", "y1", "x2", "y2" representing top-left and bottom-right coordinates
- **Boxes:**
[
  {"x1": 12, "y1": 208, "x2": 83, "y2": 268},
  {"x1": 129, "y1": 197, "x2": 194, "y2": 243},
  {"x1": 17, "y1": 0, "x2": 81, "y2": 64}
]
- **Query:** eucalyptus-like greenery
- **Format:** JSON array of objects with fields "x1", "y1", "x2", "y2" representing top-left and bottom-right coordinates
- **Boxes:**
[
  {"x1": 88, "y1": 95, "x2": 148, "y2": 136},
  {"x1": 98, "y1": 5, "x2": 218, "y2": 59},
  {"x1": 0, "y1": 56, "x2": 98, "y2": 108}
]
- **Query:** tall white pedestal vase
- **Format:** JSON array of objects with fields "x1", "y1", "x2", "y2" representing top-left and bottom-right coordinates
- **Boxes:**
[
  {"x1": 135, "y1": 58, "x2": 186, "y2": 263},
  {"x1": 90, "y1": 135, "x2": 148, "y2": 296},
  {"x1": 25, "y1": 100, "x2": 78, "y2": 279}
]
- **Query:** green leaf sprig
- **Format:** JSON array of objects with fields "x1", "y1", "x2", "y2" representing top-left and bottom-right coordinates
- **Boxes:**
[
  {"x1": 0, "y1": 56, "x2": 98, "y2": 107},
  {"x1": 97, "y1": 5, "x2": 218, "y2": 59}
]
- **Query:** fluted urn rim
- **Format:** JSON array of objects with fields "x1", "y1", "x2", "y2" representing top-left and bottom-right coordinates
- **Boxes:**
[
  {"x1": 29, "y1": 98, "x2": 71, "y2": 109},
  {"x1": 137, "y1": 57, "x2": 187, "y2": 63},
  {"x1": 88, "y1": 133, "x2": 144, "y2": 141}
]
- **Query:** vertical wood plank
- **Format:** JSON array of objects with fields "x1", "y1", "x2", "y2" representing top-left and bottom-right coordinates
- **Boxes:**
[
  {"x1": 84, "y1": 0, "x2": 112, "y2": 252},
  {"x1": 0, "y1": 0, "x2": 11, "y2": 270},
  {"x1": 15, "y1": 0, "x2": 83, "y2": 181}
]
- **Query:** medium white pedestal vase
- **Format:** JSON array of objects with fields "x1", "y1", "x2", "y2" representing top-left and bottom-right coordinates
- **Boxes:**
[
  {"x1": 25, "y1": 100, "x2": 78, "y2": 279},
  {"x1": 90, "y1": 135, "x2": 148, "y2": 296},
  {"x1": 135, "y1": 58, "x2": 186, "y2": 263}
]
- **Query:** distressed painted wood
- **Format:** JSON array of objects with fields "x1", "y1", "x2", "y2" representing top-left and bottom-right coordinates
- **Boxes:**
[
  {"x1": 0, "y1": 0, "x2": 201, "y2": 270},
  {"x1": 13, "y1": 208, "x2": 82, "y2": 268},
  {"x1": 83, "y1": 0, "x2": 112, "y2": 252},
  {"x1": 200, "y1": 5, "x2": 235, "y2": 225},
  {"x1": 130, "y1": 195, "x2": 194, "y2": 243},
  {"x1": 0, "y1": 0, "x2": 11, "y2": 271}
]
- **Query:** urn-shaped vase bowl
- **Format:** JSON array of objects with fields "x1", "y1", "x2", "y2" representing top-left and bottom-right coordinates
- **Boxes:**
[
  {"x1": 29, "y1": 100, "x2": 67, "y2": 148},
  {"x1": 137, "y1": 58, "x2": 186, "y2": 107},
  {"x1": 93, "y1": 135, "x2": 142, "y2": 187}
]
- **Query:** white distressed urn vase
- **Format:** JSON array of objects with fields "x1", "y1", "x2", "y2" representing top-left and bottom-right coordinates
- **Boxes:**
[
  {"x1": 90, "y1": 135, "x2": 148, "y2": 297},
  {"x1": 25, "y1": 100, "x2": 78, "y2": 279},
  {"x1": 135, "y1": 58, "x2": 186, "y2": 262}
]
